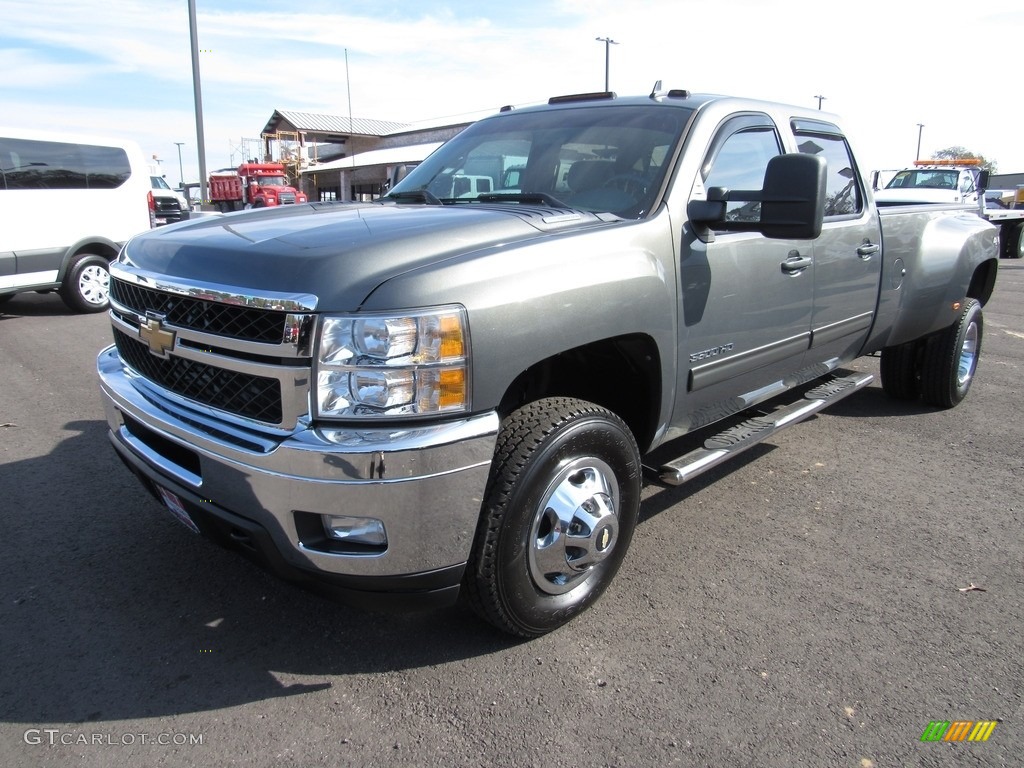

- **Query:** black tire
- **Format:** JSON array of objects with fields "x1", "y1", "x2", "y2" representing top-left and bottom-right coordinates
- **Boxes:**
[
  {"x1": 58, "y1": 253, "x2": 111, "y2": 313},
  {"x1": 1011, "y1": 224, "x2": 1024, "y2": 260},
  {"x1": 464, "y1": 397, "x2": 641, "y2": 637},
  {"x1": 920, "y1": 298, "x2": 983, "y2": 408},
  {"x1": 0, "y1": 293, "x2": 14, "y2": 306},
  {"x1": 879, "y1": 340, "x2": 921, "y2": 400}
]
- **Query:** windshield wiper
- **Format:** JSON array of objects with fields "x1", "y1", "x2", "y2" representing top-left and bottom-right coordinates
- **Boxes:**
[
  {"x1": 478, "y1": 193, "x2": 571, "y2": 209},
  {"x1": 384, "y1": 189, "x2": 443, "y2": 205}
]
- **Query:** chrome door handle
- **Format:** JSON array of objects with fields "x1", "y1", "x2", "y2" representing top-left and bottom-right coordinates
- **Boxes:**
[
  {"x1": 857, "y1": 243, "x2": 879, "y2": 259},
  {"x1": 781, "y1": 254, "x2": 813, "y2": 273}
]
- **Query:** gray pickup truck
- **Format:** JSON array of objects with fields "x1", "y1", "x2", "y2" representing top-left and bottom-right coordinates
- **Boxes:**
[{"x1": 97, "y1": 88, "x2": 999, "y2": 636}]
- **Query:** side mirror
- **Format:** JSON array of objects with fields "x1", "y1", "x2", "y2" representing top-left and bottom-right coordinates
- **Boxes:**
[
  {"x1": 390, "y1": 163, "x2": 417, "y2": 188},
  {"x1": 686, "y1": 153, "x2": 826, "y2": 241},
  {"x1": 977, "y1": 170, "x2": 989, "y2": 192},
  {"x1": 759, "y1": 153, "x2": 827, "y2": 239}
]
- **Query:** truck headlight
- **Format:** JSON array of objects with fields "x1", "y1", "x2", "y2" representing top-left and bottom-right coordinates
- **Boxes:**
[{"x1": 315, "y1": 306, "x2": 469, "y2": 419}]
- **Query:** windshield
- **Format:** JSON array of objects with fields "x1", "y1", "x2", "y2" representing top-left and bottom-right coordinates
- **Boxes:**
[
  {"x1": 252, "y1": 175, "x2": 287, "y2": 186},
  {"x1": 885, "y1": 169, "x2": 959, "y2": 190},
  {"x1": 387, "y1": 104, "x2": 692, "y2": 219}
]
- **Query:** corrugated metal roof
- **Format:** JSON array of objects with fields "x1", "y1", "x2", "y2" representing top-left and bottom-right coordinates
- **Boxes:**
[
  {"x1": 264, "y1": 110, "x2": 411, "y2": 137},
  {"x1": 301, "y1": 142, "x2": 443, "y2": 174}
]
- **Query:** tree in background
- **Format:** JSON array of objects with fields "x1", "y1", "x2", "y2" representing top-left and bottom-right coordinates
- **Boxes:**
[{"x1": 932, "y1": 146, "x2": 997, "y2": 173}]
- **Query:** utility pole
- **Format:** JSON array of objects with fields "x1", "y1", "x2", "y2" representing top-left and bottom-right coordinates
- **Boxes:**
[
  {"x1": 188, "y1": 0, "x2": 208, "y2": 203},
  {"x1": 174, "y1": 142, "x2": 185, "y2": 186},
  {"x1": 595, "y1": 37, "x2": 619, "y2": 92},
  {"x1": 814, "y1": 94, "x2": 826, "y2": 110},
  {"x1": 916, "y1": 123, "x2": 925, "y2": 161}
]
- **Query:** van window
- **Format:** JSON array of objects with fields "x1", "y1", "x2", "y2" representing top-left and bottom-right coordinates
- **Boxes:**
[{"x1": 0, "y1": 137, "x2": 132, "y2": 190}]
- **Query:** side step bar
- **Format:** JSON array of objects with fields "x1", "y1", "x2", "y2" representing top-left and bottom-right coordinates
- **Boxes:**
[{"x1": 656, "y1": 372, "x2": 873, "y2": 486}]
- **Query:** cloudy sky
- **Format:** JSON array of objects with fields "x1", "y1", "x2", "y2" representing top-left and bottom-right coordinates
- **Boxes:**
[{"x1": 3, "y1": 0, "x2": 1022, "y2": 185}]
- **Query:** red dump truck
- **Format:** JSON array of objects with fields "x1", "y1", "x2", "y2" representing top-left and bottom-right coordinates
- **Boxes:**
[{"x1": 208, "y1": 163, "x2": 307, "y2": 212}]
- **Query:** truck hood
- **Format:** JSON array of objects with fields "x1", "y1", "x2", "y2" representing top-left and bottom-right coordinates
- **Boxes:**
[
  {"x1": 874, "y1": 188, "x2": 966, "y2": 205},
  {"x1": 122, "y1": 202, "x2": 610, "y2": 310}
]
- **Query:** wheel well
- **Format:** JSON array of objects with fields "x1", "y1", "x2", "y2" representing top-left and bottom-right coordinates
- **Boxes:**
[
  {"x1": 967, "y1": 258, "x2": 997, "y2": 306},
  {"x1": 496, "y1": 334, "x2": 661, "y2": 452},
  {"x1": 57, "y1": 241, "x2": 119, "y2": 283},
  {"x1": 74, "y1": 242, "x2": 119, "y2": 261}
]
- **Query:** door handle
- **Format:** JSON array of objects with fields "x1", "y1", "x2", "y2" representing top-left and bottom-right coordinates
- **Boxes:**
[
  {"x1": 857, "y1": 242, "x2": 879, "y2": 259},
  {"x1": 781, "y1": 253, "x2": 813, "y2": 273}
]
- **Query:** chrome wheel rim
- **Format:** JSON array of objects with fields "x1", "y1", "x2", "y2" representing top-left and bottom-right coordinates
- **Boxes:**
[
  {"x1": 79, "y1": 264, "x2": 110, "y2": 306},
  {"x1": 957, "y1": 320, "x2": 979, "y2": 390},
  {"x1": 528, "y1": 457, "x2": 620, "y2": 596}
]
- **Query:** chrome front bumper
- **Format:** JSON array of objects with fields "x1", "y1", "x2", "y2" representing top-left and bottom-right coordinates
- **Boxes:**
[{"x1": 97, "y1": 345, "x2": 499, "y2": 585}]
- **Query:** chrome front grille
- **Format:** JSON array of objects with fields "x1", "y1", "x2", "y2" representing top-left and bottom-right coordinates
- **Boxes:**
[
  {"x1": 113, "y1": 328, "x2": 284, "y2": 423},
  {"x1": 108, "y1": 267, "x2": 318, "y2": 429},
  {"x1": 110, "y1": 279, "x2": 290, "y2": 343}
]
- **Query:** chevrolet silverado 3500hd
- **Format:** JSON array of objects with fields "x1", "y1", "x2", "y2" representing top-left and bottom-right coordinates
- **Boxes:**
[{"x1": 97, "y1": 88, "x2": 999, "y2": 636}]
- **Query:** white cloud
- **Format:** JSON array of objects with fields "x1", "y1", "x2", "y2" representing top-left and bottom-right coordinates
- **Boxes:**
[{"x1": 2, "y1": 0, "x2": 1022, "y2": 179}]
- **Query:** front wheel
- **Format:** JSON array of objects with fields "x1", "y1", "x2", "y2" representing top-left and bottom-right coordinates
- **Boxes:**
[
  {"x1": 59, "y1": 253, "x2": 111, "y2": 313},
  {"x1": 920, "y1": 298, "x2": 983, "y2": 408},
  {"x1": 464, "y1": 398, "x2": 641, "y2": 637}
]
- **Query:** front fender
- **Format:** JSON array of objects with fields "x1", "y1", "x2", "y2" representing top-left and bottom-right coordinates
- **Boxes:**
[{"x1": 362, "y1": 212, "x2": 678, "y2": 429}]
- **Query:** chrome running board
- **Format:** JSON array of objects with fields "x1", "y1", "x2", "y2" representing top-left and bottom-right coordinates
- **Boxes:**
[{"x1": 657, "y1": 372, "x2": 873, "y2": 486}]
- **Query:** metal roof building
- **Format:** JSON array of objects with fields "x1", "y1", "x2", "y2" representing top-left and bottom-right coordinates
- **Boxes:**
[
  {"x1": 262, "y1": 110, "x2": 413, "y2": 138},
  {"x1": 258, "y1": 109, "x2": 471, "y2": 202}
]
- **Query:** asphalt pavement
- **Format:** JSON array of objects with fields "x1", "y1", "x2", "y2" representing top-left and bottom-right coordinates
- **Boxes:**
[{"x1": 1, "y1": 262, "x2": 1021, "y2": 767}]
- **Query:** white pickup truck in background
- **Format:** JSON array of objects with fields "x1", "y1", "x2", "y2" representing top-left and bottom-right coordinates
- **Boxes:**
[{"x1": 874, "y1": 159, "x2": 1024, "y2": 259}]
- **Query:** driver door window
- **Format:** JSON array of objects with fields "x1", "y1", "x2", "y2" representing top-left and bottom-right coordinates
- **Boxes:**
[{"x1": 701, "y1": 121, "x2": 782, "y2": 222}]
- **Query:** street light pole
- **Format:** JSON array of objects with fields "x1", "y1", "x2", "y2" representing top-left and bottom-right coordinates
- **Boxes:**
[
  {"x1": 595, "y1": 37, "x2": 619, "y2": 92},
  {"x1": 916, "y1": 123, "x2": 925, "y2": 161},
  {"x1": 814, "y1": 94, "x2": 826, "y2": 110},
  {"x1": 174, "y1": 142, "x2": 185, "y2": 187},
  {"x1": 188, "y1": 0, "x2": 208, "y2": 204}
]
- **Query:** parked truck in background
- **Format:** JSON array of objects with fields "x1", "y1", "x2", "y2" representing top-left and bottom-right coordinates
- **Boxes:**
[
  {"x1": 97, "y1": 89, "x2": 1000, "y2": 637},
  {"x1": 208, "y1": 162, "x2": 308, "y2": 213},
  {"x1": 977, "y1": 177, "x2": 1024, "y2": 259},
  {"x1": 874, "y1": 159, "x2": 983, "y2": 206},
  {"x1": 873, "y1": 159, "x2": 1024, "y2": 258}
]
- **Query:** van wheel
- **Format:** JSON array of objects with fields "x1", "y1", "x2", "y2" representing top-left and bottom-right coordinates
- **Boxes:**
[
  {"x1": 879, "y1": 340, "x2": 921, "y2": 400},
  {"x1": 920, "y1": 298, "x2": 982, "y2": 408},
  {"x1": 59, "y1": 253, "x2": 111, "y2": 313},
  {"x1": 464, "y1": 397, "x2": 641, "y2": 637}
]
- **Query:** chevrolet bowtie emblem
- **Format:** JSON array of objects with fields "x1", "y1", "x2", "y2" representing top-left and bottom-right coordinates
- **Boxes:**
[{"x1": 139, "y1": 315, "x2": 176, "y2": 357}]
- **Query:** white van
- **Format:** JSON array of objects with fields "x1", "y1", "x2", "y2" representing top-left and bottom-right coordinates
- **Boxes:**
[{"x1": 0, "y1": 128, "x2": 153, "y2": 312}]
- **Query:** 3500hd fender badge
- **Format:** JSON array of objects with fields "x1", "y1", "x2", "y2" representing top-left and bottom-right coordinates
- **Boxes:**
[{"x1": 690, "y1": 343, "x2": 734, "y2": 363}]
